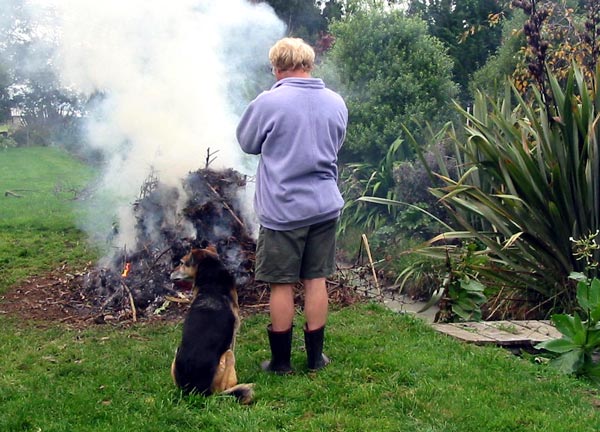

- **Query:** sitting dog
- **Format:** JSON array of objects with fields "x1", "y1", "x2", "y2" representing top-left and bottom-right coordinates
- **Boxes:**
[{"x1": 169, "y1": 246, "x2": 254, "y2": 404}]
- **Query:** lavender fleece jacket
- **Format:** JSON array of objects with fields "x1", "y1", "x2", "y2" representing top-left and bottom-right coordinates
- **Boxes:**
[{"x1": 236, "y1": 77, "x2": 348, "y2": 231}]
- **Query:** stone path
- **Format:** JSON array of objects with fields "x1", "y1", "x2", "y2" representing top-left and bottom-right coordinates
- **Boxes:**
[{"x1": 381, "y1": 294, "x2": 438, "y2": 323}]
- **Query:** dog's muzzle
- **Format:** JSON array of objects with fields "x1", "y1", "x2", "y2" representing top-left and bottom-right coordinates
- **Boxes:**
[{"x1": 170, "y1": 269, "x2": 193, "y2": 290}]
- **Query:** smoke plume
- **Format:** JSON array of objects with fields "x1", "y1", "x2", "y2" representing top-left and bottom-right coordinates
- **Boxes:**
[{"x1": 13, "y1": 0, "x2": 284, "y2": 253}]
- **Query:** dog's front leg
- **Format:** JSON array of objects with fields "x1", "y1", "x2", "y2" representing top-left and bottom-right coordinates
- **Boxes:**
[
  {"x1": 230, "y1": 296, "x2": 240, "y2": 352},
  {"x1": 231, "y1": 319, "x2": 240, "y2": 352},
  {"x1": 170, "y1": 353, "x2": 178, "y2": 386}
]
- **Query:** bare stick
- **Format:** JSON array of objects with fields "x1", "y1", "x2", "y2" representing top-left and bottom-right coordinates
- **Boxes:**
[
  {"x1": 244, "y1": 303, "x2": 270, "y2": 308},
  {"x1": 361, "y1": 234, "x2": 381, "y2": 297},
  {"x1": 164, "y1": 295, "x2": 191, "y2": 304},
  {"x1": 100, "y1": 289, "x2": 123, "y2": 311},
  {"x1": 120, "y1": 280, "x2": 137, "y2": 322},
  {"x1": 205, "y1": 182, "x2": 245, "y2": 229},
  {"x1": 150, "y1": 246, "x2": 172, "y2": 268},
  {"x1": 35, "y1": 281, "x2": 62, "y2": 289},
  {"x1": 205, "y1": 148, "x2": 220, "y2": 169}
]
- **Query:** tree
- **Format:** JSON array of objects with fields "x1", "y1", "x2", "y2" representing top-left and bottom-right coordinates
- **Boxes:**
[
  {"x1": 0, "y1": 62, "x2": 10, "y2": 122},
  {"x1": 260, "y1": 0, "x2": 327, "y2": 44},
  {"x1": 469, "y1": 10, "x2": 527, "y2": 99},
  {"x1": 0, "y1": 0, "x2": 85, "y2": 146},
  {"x1": 406, "y1": 0, "x2": 504, "y2": 104},
  {"x1": 0, "y1": 0, "x2": 30, "y2": 123},
  {"x1": 322, "y1": 8, "x2": 458, "y2": 163}
]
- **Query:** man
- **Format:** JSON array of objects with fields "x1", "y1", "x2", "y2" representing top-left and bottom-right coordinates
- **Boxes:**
[{"x1": 236, "y1": 37, "x2": 348, "y2": 373}]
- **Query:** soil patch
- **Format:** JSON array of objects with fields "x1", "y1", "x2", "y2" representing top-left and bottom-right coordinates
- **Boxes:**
[{"x1": 0, "y1": 262, "x2": 367, "y2": 329}]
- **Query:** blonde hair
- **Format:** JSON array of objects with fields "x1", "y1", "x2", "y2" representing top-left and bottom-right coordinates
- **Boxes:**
[{"x1": 269, "y1": 37, "x2": 315, "y2": 73}]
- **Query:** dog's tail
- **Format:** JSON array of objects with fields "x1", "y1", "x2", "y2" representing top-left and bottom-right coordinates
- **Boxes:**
[{"x1": 221, "y1": 383, "x2": 255, "y2": 405}]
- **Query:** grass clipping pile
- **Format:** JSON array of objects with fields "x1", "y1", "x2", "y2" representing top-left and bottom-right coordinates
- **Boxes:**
[{"x1": 1, "y1": 168, "x2": 362, "y2": 327}]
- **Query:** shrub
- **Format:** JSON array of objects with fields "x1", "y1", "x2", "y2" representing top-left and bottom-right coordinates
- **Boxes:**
[
  {"x1": 324, "y1": 8, "x2": 458, "y2": 163},
  {"x1": 392, "y1": 139, "x2": 458, "y2": 239},
  {"x1": 0, "y1": 134, "x2": 18, "y2": 149}
]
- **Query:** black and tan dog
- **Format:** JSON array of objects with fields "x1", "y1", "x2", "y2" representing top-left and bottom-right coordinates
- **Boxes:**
[{"x1": 169, "y1": 246, "x2": 254, "y2": 404}]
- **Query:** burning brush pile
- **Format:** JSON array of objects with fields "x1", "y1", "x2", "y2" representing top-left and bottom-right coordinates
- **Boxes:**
[
  {"x1": 2, "y1": 167, "x2": 369, "y2": 326},
  {"x1": 83, "y1": 167, "x2": 260, "y2": 321}
]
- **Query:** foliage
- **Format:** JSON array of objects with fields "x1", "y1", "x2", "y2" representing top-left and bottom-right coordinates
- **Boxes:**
[
  {"x1": 391, "y1": 135, "x2": 458, "y2": 239},
  {"x1": 10, "y1": 78, "x2": 84, "y2": 147},
  {"x1": 389, "y1": 218, "x2": 489, "y2": 322},
  {"x1": 433, "y1": 242, "x2": 489, "y2": 323},
  {"x1": 0, "y1": 133, "x2": 18, "y2": 149},
  {"x1": 511, "y1": 0, "x2": 600, "y2": 97},
  {"x1": 323, "y1": 8, "x2": 458, "y2": 163},
  {"x1": 536, "y1": 232, "x2": 600, "y2": 380},
  {"x1": 536, "y1": 276, "x2": 600, "y2": 380},
  {"x1": 342, "y1": 131, "x2": 457, "y2": 237},
  {"x1": 355, "y1": 197, "x2": 489, "y2": 322},
  {"x1": 470, "y1": 10, "x2": 528, "y2": 99},
  {"x1": 261, "y1": 0, "x2": 327, "y2": 44},
  {"x1": 319, "y1": 0, "x2": 405, "y2": 18},
  {"x1": 475, "y1": 0, "x2": 600, "y2": 101},
  {"x1": 339, "y1": 124, "x2": 460, "y2": 303},
  {"x1": 339, "y1": 138, "x2": 403, "y2": 235},
  {"x1": 338, "y1": 133, "x2": 455, "y2": 239},
  {"x1": 406, "y1": 0, "x2": 504, "y2": 104},
  {"x1": 412, "y1": 64, "x2": 600, "y2": 317}
]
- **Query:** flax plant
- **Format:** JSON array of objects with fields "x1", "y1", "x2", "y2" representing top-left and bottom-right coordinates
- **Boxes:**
[{"x1": 418, "y1": 64, "x2": 600, "y2": 314}]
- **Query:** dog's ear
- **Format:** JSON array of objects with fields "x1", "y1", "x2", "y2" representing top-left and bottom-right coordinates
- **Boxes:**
[
  {"x1": 187, "y1": 248, "x2": 201, "y2": 265},
  {"x1": 190, "y1": 246, "x2": 218, "y2": 263}
]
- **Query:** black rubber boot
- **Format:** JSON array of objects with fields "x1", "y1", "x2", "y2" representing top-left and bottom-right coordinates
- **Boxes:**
[
  {"x1": 304, "y1": 325, "x2": 330, "y2": 371},
  {"x1": 261, "y1": 325, "x2": 293, "y2": 374}
]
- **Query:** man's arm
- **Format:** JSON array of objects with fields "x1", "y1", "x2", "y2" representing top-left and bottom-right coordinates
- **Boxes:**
[{"x1": 236, "y1": 102, "x2": 265, "y2": 155}]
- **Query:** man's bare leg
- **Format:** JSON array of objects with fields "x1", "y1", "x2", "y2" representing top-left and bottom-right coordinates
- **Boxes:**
[
  {"x1": 269, "y1": 283, "x2": 295, "y2": 331},
  {"x1": 303, "y1": 277, "x2": 328, "y2": 331}
]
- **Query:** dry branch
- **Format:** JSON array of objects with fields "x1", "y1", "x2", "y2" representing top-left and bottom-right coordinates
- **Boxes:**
[
  {"x1": 4, "y1": 190, "x2": 23, "y2": 198},
  {"x1": 120, "y1": 280, "x2": 138, "y2": 322},
  {"x1": 206, "y1": 182, "x2": 246, "y2": 229},
  {"x1": 361, "y1": 234, "x2": 381, "y2": 296}
]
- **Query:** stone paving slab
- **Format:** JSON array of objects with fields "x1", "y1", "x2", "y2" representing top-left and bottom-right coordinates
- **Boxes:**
[
  {"x1": 431, "y1": 320, "x2": 560, "y2": 346},
  {"x1": 378, "y1": 293, "x2": 560, "y2": 348}
]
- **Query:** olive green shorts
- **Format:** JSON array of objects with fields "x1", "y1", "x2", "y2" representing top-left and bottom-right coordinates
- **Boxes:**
[{"x1": 254, "y1": 218, "x2": 338, "y2": 283}]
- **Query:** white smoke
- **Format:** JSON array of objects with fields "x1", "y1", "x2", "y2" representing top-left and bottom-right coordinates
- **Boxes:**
[{"x1": 19, "y1": 0, "x2": 283, "y2": 251}]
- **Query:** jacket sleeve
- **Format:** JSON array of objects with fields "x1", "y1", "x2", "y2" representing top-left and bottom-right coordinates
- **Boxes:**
[{"x1": 236, "y1": 101, "x2": 265, "y2": 155}]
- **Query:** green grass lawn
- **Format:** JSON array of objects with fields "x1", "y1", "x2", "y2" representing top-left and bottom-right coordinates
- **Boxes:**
[
  {"x1": 2, "y1": 147, "x2": 600, "y2": 431},
  {"x1": 0, "y1": 146, "x2": 99, "y2": 291},
  {"x1": 1, "y1": 306, "x2": 600, "y2": 432}
]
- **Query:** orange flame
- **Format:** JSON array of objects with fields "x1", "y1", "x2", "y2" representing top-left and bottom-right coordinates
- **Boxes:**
[{"x1": 121, "y1": 262, "x2": 131, "y2": 278}]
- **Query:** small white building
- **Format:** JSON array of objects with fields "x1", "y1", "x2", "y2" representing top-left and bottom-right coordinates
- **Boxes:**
[{"x1": 9, "y1": 107, "x2": 24, "y2": 128}]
